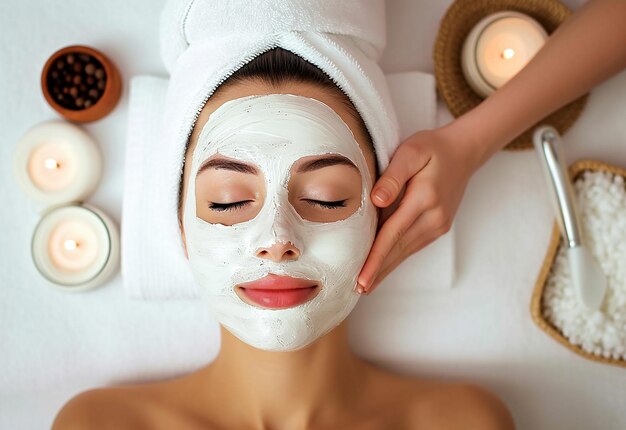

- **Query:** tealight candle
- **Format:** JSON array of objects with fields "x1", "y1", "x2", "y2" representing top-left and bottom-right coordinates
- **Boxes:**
[
  {"x1": 13, "y1": 120, "x2": 102, "y2": 205},
  {"x1": 31, "y1": 204, "x2": 119, "y2": 292},
  {"x1": 462, "y1": 11, "x2": 548, "y2": 97}
]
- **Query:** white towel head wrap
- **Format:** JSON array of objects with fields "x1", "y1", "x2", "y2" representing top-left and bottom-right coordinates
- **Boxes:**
[{"x1": 132, "y1": 0, "x2": 400, "y2": 299}]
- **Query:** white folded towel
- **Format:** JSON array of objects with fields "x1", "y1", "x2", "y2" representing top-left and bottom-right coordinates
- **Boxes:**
[
  {"x1": 379, "y1": 71, "x2": 456, "y2": 294},
  {"x1": 122, "y1": 70, "x2": 454, "y2": 299}
]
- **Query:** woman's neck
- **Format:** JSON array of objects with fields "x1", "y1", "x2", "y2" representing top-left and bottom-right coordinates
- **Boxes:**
[{"x1": 197, "y1": 319, "x2": 370, "y2": 429}]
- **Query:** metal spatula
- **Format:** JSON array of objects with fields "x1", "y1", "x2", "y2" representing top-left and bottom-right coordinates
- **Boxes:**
[{"x1": 532, "y1": 125, "x2": 607, "y2": 310}]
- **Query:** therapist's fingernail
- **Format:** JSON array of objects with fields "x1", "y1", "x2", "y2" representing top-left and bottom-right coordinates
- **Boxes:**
[{"x1": 373, "y1": 188, "x2": 390, "y2": 203}]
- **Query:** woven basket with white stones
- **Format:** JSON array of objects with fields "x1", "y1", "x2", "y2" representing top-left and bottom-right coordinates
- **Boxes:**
[{"x1": 531, "y1": 159, "x2": 626, "y2": 368}]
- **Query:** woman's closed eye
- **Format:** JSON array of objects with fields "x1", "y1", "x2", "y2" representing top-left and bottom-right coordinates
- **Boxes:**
[
  {"x1": 303, "y1": 199, "x2": 347, "y2": 209},
  {"x1": 208, "y1": 200, "x2": 254, "y2": 212},
  {"x1": 208, "y1": 199, "x2": 348, "y2": 211}
]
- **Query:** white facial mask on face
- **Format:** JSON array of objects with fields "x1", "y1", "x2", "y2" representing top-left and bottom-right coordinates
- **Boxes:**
[{"x1": 183, "y1": 93, "x2": 377, "y2": 352}]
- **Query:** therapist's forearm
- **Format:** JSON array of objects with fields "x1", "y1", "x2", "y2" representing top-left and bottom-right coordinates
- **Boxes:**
[{"x1": 448, "y1": 0, "x2": 626, "y2": 169}]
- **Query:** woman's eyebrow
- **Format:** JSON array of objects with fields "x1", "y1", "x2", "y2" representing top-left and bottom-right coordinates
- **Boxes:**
[
  {"x1": 198, "y1": 158, "x2": 259, "y2": 175},
  {"x1": 295, "y1": 154, "x2": 358, "y2": 173}
]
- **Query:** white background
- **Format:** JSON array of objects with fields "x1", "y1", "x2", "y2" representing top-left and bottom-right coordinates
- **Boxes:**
[{"x1": 2, "y1": 0, "x2": 626, "y2": 429}]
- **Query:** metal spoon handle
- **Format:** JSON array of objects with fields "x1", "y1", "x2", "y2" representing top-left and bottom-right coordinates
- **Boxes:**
[{"x1": 532, "y1": 125, "x2": 583, "y2": 248}]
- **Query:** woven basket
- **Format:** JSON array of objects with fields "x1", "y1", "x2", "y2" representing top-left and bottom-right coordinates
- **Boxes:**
[
  {"x1": 433, "y1": 0, "x2": 588, "y2": 150},
  {"x1": 531, "y1": 159, "x2": 626, "y2": 368}
]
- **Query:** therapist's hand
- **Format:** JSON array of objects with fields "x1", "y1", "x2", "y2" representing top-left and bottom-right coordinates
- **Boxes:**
[
  {"x1": 356, "y1": 0, "x2": 626, "y2": 296},
  {"x1": 357, "y1": 125, "x2": 484, "y2": 294}
]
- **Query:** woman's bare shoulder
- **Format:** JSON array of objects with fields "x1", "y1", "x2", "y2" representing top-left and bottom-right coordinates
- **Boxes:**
[
  {"x1": 50, "y1": 379, "x2": 208, "y2": 430},
  {"x1": 51, "y1": 386, "x2": 147, "y2": 430},
  {"x1": 404, "y1": 380, "x2": 516, "y2": 430},
  {"x1": 361, "y1": 363, "x2": 514, "y2": 430}
]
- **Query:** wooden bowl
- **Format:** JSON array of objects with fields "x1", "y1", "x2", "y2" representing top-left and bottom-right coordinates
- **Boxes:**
[
  {"x1": 531, "y1": 159, "x2": 626, "y2": 368},
  {"x1": 41, "y1": 45, "x2": 122, "y2": 123}
]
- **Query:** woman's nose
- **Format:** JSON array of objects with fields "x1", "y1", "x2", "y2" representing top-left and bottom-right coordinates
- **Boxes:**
[{"x1": 255, "y1": 241, "x2": 301, "y2": 262}]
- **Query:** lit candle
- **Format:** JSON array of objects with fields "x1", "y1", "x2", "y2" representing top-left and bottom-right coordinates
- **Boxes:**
[
  {"x1": 461, "y1": 11, "x2": 548, "y2": 98},
  {"x1": 13, "y1": 120, "x2": 102, "y2": 205},
  {"x1": 31, "y1": 204, "x2": 119, "y2": 292}
]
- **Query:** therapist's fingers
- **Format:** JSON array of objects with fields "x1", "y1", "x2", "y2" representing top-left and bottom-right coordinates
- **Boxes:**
[
  {"x1": 365, "y1": 217, "x2": 446, "y2": 294},
  {"x1": 358, "y1": 178, "x2": 435, "y2": 290},
  {"x1": 371, "y1": 143, "x2": 431, "y2": 208},
  {"x1": 377, "y1": 187, "x2": 404, "y2": 231}
]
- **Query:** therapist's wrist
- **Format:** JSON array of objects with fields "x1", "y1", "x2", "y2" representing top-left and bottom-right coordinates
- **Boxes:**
[{"x1": 439, "y1": 112, "x2": 497, "y2": 173}]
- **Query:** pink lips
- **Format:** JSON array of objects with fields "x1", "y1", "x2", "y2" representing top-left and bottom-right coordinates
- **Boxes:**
[{"x1": 237, "y1": 273, "x2": 319, "y2": 309}]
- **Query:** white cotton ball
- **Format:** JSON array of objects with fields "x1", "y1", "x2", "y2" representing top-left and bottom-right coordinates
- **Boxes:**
[{"x1": 542, "y1": 169, "x2": 626, "y2": 362}]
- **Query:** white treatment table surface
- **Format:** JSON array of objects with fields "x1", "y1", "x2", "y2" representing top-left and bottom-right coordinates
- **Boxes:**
[{"x1": 2, "y1": 0, "x2": 626, "y2": 428}]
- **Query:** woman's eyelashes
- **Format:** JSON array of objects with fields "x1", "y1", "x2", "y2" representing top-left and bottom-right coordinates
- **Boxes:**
[
  {"x1": 302, "y1": 199, "x2": 347, "y2": 209},
  {"x1": 208, "y1": 200, "x2": 253, "y2": 212},
  {"x1": 208, "y1": 199, "x2": 347, "y2": 211}
]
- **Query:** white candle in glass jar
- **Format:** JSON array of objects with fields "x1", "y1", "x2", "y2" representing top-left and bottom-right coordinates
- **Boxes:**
[
  {"x1": 462, "y1": 11, "x2": 548, "y2": 98},
  {"x1": 13, "y1": 120, "x2": 102, "y2": 205},
  {"x1": 31, "y1": 204, "x2": 119, "y2": 292}
]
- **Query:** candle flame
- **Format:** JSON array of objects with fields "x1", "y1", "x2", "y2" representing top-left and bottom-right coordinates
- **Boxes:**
[
  {"x1": 44, "y1": 158, "x2": 60, "y2": 170},
  {"x1": 501, "y1": 48, "x2": 515, "y2": 60},
  {"x1": 64, "y1": 239, "x2": 79, "y2": 251}
]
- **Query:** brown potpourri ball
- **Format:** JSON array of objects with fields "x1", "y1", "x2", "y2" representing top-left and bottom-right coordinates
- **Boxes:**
[{"x1": 45, "y1": 52, "x2": 107, "y2": 111}]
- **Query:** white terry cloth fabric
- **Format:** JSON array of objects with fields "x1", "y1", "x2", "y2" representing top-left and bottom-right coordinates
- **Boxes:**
[
  {"x1": 382, "y1": 71, "x2": 456, "y2": 293},
  {"x1": 122, "y1": 70, "x2": 455, "y2": 300},
  {"x1": 151, "y1": 0, "x2": 400, "y2": 299}
]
